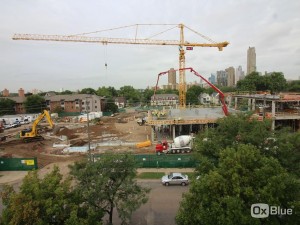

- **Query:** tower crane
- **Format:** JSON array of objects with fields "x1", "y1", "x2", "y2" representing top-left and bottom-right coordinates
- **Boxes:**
[{"x1": 12, "y1": 24, "x2": 229, "y2": 108}]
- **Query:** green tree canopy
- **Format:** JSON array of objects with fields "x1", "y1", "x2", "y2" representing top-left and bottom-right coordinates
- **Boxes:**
[
  {"x1": 236, "y1": 72, "x2": 262, "y2": 92},
  {"x1": 1, "y1": 166, "x2": 75, "y2": 225},
  {"x1": 60, "y1": 90, "x2": 73, "y2": 95},
  {"x1": 267, "y1": 72, "x2": 287, "y2": 93},
  {"x1": 142, "y1": 88, "x2": 155, "y2": 104},
  {"x1": 24, "y1": 94, "x2": 46, "y2": 113},
  {"x1": 193, "y1": 113, "x2": 300, "y2": 177},
  {"x1": 236, "y1": 72, "x2": 286, "y2": 94},
  {"x1": 286, "y1": 80, "x2": 300, "y2": 92},
  {"x1": 176, "y1": 144, "x2": 300, "y2": 225},
  {"x1": 186, "y1": 85, "x2": 204, "y2": 105},
  {"x1": 0, "y1": 98, "x2": 16, "y2": 116},
  {"x1": 80, "y1": 88, "x2": 96, "y2": 95},
  {"x1": 176, "y1": 113, "x2": 300, "y2": 224},
  {"x1": 69, "y1": 154, "x2": 150, "y2": 225},
  {"x1": 156, "y1": 88, "x2": 179, "y2": 95},
  {"x1": 97, "y1": 86, "x2": 118, "y2": 97},
  {"x1": 104, "y1": 97, "x2": 119, "y2": 113},
  {"x1": 119, "y1": 85, "x2": 141, "y2": 105}
]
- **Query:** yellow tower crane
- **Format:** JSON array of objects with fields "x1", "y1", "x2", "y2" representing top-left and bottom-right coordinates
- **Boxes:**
[{"x1": 12, "y1": 24, "x2": 229, "y2": 108}]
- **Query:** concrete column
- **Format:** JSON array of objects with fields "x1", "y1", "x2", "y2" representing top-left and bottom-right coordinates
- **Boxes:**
[
  {"x1": 234, "y1": 97, "x2": 238, "y2": 110},
  {"x1": 252, "y1": 99, "x2": 256, "y2": 111},
  {"x1": 271, "y1": 120, "x2": 275, "y2": 130},
  {"x1": 227, "y1": 96, "x2": 232, "y2": 108},
  {"x1": 272, "y1": 101, "x2": 276, "y2": 117},
  {"x1": 172, "y1": 125, "x2": 176, "y2": 139},
  {"x1": 248, "y1": 98, "x2": 251, "y2": 111},
  {"x1": 151, "y1": 126, "x2": 155, "y2": 142}
]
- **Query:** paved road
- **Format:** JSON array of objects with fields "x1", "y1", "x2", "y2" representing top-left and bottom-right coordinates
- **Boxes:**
[
  {"x1": 111, "y1": 180, "x2": 189, "y2": 225},
  {"x1": 0, "y1": 169, "x2": 192, "y2": 225}
]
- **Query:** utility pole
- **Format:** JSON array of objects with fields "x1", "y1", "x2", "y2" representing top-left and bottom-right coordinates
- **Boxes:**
[{"x1": 86, "y1": 96, "x2": 92, "y2": 161}]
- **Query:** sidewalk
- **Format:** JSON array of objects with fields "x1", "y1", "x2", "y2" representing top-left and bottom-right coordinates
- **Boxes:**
[
  {"x1": 0, "y1": 171, "x2": 28, "y2": 185},
  {"x1": 0, "y1": 168, "x2": 195, "y2": 185}
]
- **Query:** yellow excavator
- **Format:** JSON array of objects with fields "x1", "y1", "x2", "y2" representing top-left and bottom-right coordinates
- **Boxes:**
[{"x1": 20, "y1": 110, "x2": 55, "y2": 142}]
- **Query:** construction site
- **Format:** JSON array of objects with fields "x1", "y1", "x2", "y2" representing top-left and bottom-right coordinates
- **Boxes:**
[{"x1": 1, "y1": 24, "x2": 300, "y2": 170}]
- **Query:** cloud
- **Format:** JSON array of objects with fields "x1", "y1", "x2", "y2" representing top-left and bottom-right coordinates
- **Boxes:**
[{"x1": 0, "y1": 0, "x2": 300, "y2": 93}]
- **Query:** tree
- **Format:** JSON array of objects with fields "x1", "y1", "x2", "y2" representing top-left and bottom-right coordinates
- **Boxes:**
[
  {"x1": 0, "y1": 98, "x2": 16, "y2": 115},
  {"x1": 97, "y1": 86, "x2": 118, "y2": 97},
  {"x1": 60, "y1": 90, "x2": 73, "y2": 95},
  {"x1": 142, "y1": 88, "x2": 154, "y2": 105},
  {"x1": 69, "y1": 154, "x2": 150, "y2": 225},
  {"x1": 267, "y1": 72, "x2": 287, "y2": 94},
  {"x1": 104, "y1": 97, "x2": 118, "y2": 113},
  {"x1": 186, "y1": 85, "x2": 204, "y2": 105},
  {"x1": 24, "y1": 94, "x2": 46, "y2": 113},
  {"x1": 286, "y1": 80, "x2": 300, "y2": 92},
  {"x1": 193, "y1": 113, "x2": 300, "y2": 178},
  {"x1": 236, "y1": 72, "x2": 287, "y2": 93},
  {"x1": 176, "y1": 113, "x2": 300, "y2": 224},
  {"x1": 219, "y1": 86, "x2": 236, "y2": 93},
  {"x1": 0, "y1": 166, "x2": 75, "y2": 225},
  {"x1": 80, "y1": 88, "x2": 96, "y2": 95},
  {"x1": 119, "y1": 86, "x2": 141, "y2": 106},
  {"x1": 176, "y1": 144, "x2": 300, "y2": 225},
  {"x1": 236, "y1": 72, "x2": 262, "y2": 92},
  {"x1": 156, "y1": 88, "x2": 179, "y2": 95}
]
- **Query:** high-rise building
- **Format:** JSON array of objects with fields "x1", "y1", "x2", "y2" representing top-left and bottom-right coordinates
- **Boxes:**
[
  {"x1": 236, "y1": 66, "x2": 245, "y2": 83},
  {"x1": 208, "y1": 74, "x2": 216, "y2": 84},
  {"x1": 168, "y1": 68, "x2": 176, "y2": 85},
  {"x1": 247, "y1": 47, "x2": 256, "y2": 75},
  {"x1": 217, "y1": 70, "x2": 227, "y2": 86},
  {"x1": 225, "y1": 67, "x2": 235, "y2": 87}
]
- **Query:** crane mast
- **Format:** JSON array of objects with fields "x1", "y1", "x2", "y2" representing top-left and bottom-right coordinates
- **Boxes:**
[
  {"x1": 12, "y1": 24, "x2": 229, "y2": 107},
  {"x1": 179, "y1": 24, "x2": 186, "y2": 108}
]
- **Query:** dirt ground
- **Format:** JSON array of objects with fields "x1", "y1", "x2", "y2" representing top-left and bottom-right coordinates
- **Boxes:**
[{"x1": 0, "y1": 111, "x2": 153, "y2": 170}]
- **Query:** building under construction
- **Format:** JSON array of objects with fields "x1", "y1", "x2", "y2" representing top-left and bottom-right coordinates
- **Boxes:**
[
  {"x1": 146, "y1": 106, "x2": 226, "y2": 142},
  {"x1": 147, "y1": 92, "x2": 300, "y2": 142},
  {"x1": 233, "y1": 92, "x2": 300, "y2": 131}
]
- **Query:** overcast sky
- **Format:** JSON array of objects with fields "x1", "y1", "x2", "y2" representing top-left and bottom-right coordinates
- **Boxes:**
[{"x1": 1, "y1": 0, "x2": 300, "y2": 93}]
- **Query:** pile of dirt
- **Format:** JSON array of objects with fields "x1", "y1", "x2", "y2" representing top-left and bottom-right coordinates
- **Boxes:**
[{"x1": 56, "y1": 127, "x2": 74, "y2": 139}]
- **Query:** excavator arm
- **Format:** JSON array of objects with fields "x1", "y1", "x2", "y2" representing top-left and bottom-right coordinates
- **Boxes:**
[{"x1": 20, "y1": 110, "x2": 55, "y2": 142}]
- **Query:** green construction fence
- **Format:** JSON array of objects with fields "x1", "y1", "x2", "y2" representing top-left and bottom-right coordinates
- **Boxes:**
[
  {"x1": 0, "y1": 157, "x2": 38, "y2": 171},
  {"x1": 92, "y1": 154, "x2": 197, "y2": 168}
]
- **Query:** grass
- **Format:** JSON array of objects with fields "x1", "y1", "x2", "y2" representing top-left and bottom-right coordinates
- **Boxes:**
[
  {"x1": 137, "y1": 172, "x2": 165, "y2": 179},
  {"x1": 184, "y1": 172, "x2": 196, "y2": 179}
]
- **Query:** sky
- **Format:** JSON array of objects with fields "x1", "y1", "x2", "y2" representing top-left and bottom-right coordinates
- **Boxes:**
[{"x1": 0, "y1": 0, "x2": 300, "y2": 93}]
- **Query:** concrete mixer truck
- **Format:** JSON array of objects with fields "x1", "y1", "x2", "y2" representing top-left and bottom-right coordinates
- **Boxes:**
[{"x1": 155, "y1": 135, "x2": 193, "y2": 155}]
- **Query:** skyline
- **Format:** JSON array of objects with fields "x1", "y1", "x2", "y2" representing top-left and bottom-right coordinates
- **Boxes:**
[{"x1": 1, "y1": 0, "x2": 300, "y2": 93}]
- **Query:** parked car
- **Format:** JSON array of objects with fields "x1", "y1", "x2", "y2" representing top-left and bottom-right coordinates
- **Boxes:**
[
  {"x1": 20, "y1": 119, "x2": 30, "y2": 125},
  {"x1": 11, "y1": 121, "x2": 21, "y2": 128},
  {"x1": 4, "y1": 124, "x2": 12, "y2": 129},
  {"x1": 161, "y1": 172, "x2": 189, "y2": 186}
]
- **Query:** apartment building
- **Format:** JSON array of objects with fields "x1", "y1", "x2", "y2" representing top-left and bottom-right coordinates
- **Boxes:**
[
  {"x1": 45, "y1": 93, "x2": 105, "y2": 113},
  {"x1": 151, "y1": 94, "x2": 179, "y2": 106}
]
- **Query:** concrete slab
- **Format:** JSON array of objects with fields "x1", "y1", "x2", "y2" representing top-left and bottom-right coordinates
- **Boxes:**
[{"x1": 168, "y1": 107, "x2": 225, "y2": 120}]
